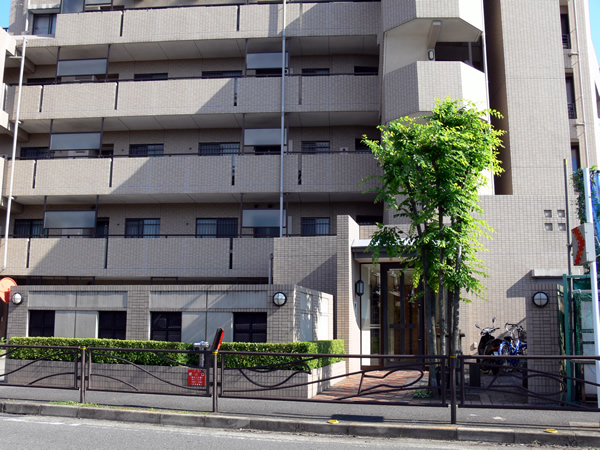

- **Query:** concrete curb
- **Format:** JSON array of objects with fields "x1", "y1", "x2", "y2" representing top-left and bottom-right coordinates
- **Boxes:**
[{"x1": 1, "y1": 400, "x2": 598, "y2": 446}]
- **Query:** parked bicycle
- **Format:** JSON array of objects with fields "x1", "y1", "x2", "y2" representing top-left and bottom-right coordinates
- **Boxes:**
[{"x1": 497, "y1": 323, "x2": 527, "y2": 372}]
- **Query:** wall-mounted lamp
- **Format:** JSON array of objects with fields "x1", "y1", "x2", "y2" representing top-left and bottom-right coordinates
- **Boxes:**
[
  {"x1": 355, "y1": 280, "x2": 364, "y2": 297},
  {"x1": 12, "y1": 293, "x2": 22, "y2": 305},
  {"x1": 273, "y1": 292, "x2": 287, "y2": 307},
  {"x1": 532, "y1": 291, "x2": 549, "y2": 308}
]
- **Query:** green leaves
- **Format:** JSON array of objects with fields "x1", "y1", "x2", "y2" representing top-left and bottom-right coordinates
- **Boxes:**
[
  {"x1": 364, "y1": 97, "x2": 504, "y2": 301},
  {"x1": 7, "y1": 337, "x2": 345, "y2": 370}
]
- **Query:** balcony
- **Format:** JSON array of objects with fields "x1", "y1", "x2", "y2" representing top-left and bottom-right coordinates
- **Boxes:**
[
  {"x1": 7, "y1": 74, "x2": 379, "y2": 129},
  {"x1": 3, "y1": 152, "x2": 380, "y2": 203},
  {"x1": 23, "y1": 2, "x2": 379, "y2": 57},
  {"x1": 382, "y1": 61, "x2": 487, "y2": 122},
  {"x1": 2, "y1": 235, "x2": 274, "y2": 279}
]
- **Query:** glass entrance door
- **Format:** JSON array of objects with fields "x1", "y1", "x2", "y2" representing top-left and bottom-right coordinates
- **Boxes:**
[
  {"x1": 382, "y1": 265, "x2": 422, "y2": 357},
  {"x1": 360, "y1": 263, "x2": 424, "y2": 368}
]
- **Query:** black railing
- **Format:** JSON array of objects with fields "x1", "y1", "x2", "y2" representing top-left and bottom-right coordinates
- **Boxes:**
[
  {"x1": 2, "y1": 344, "x2": 600, "y2": 424},
  {"x1": 18, "y1": 72, "x2": 378, "y2": 87}
]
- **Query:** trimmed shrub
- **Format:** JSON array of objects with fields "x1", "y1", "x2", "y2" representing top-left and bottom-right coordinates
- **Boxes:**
[
  {"x1": 220, "y1": 340, "x2": 345, "y2": 370},
  {"x1": 7, "y1": 337, "x2": 345, "y2": 369},
  {"x1": 7, "y1": 337, "x2": 192, "y2": 366}
]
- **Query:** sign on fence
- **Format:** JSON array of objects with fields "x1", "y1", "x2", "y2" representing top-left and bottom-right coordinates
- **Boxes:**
[{"x1": 187, "y1": 368, "x2": 206, "y2": 387}]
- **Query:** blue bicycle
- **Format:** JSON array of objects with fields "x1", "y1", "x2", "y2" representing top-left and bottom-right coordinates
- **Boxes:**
[{"x1": 497, "y1": 323, "x2": 527, "y2": 371}]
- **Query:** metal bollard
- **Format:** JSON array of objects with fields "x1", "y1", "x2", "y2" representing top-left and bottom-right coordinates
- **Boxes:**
[{"x1": 193, "y1": 341, "x2": 210, "y2": 367}]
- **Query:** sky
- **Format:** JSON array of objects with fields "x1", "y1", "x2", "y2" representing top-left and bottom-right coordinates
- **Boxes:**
[{"x1": 0, "y1": 2, "x2": 598, "y2": 61}]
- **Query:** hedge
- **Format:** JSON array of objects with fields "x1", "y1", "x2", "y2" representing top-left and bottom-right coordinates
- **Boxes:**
[
  {"x1": 7, "y1": 337, "x2": 345, "y2": 369},
  {"x1": 220, "y1": 340, "x2": 345, "y2": 370}
]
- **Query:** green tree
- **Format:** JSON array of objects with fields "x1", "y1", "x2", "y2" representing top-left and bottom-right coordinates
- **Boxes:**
[{"x1": 363, "y1": 98, "x2": 504, "y2": 367}]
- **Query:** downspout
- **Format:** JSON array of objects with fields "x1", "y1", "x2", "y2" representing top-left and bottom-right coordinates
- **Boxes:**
[
  {"x1": 279, "y1": 0, "x2": 286, "y2": 238},
  {"x1": 2, "y1": 38, "x2": 27, "y2": 273}
]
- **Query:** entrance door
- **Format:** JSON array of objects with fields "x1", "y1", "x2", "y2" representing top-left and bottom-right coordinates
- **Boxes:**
[{"x1": 381, "y1": 265, "x2": 423, "y2": 357}]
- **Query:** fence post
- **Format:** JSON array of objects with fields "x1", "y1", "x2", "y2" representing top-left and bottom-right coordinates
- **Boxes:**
[
  {"x1": 79, "y1": 347, "x2": 86, "y2": 404},
  {"x1": 212, "y1": 351, "x2": 218, "y2": 413},
  {"x1": 450, "y1": 355, "x2": 457, "y2": 425}
]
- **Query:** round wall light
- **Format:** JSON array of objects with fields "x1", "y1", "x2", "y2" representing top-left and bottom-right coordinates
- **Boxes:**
[
  {"x1": 273, "y1": 292, "x2": 287, "y2": 307},
  {"x1": 532, "y1": 291, "x2": 549, "y2": 308},
  {"x1": 12, "y1": 293, "x2": 22, "y2": 305}
]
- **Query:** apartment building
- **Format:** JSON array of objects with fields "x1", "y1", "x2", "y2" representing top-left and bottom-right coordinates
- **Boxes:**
[{"x1": 0, "y1": 0, "x2": 598, "y2": 366}]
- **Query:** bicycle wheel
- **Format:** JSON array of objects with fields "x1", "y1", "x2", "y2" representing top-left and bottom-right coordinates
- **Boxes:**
[
  {"x1": 517, "y1": 344, "x2": 527, "y2": 370},
  {"x1": 491, "y1": 343, "x2": 508, "y2": 375}
]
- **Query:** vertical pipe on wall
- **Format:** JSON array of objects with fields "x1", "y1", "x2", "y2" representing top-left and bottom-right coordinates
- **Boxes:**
[{"x1": 2, "y1": 39, "x2": 27, "y2": 273}]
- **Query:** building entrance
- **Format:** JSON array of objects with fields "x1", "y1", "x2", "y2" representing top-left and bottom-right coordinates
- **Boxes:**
[{"x1": 360, "y1": 263, "x2": 424, "y2": 368}]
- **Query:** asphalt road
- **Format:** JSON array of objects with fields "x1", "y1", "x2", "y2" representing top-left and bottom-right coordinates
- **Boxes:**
[{"x1": 0, "y1": 413, "x2": 588, "y2": 450}]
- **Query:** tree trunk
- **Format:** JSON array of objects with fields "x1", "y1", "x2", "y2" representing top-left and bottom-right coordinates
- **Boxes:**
[
  {"x1": 451, "y1": 288, "x2": 461, "y2": 355},
  {"x1": 450, "y1": 245, "x2": 463, "y2": 355}
]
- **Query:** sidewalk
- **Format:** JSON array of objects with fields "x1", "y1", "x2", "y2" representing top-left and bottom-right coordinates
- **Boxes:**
[{"x1": 0, "y1": 383, "x2": 598, "y2": 447}]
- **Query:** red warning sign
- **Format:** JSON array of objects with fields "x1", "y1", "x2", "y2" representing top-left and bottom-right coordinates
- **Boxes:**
[{"x1": 187, "y1": 368, "x2": 206, "y2": 387}]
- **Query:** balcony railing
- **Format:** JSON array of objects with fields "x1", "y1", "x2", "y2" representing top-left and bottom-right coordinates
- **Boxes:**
[
  {"x1": 3, "y1": 152, "x2": 380, "y2": 199},
  {"x1": 2, "y1": 234, "x2": 337, "y2": 278},
  {"x1": 8, "y1": 74, "x2": 379, "y2": 121}
]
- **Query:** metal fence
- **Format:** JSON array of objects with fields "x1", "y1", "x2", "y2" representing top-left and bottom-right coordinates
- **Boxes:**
[{"x1": 1, "y1": 344, "x2": 599, "y2": 424}]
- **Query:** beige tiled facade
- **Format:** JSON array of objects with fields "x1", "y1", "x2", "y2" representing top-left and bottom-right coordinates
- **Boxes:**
[{"x1": 0, "y1": 0, "x2": 599, "y2": 364}]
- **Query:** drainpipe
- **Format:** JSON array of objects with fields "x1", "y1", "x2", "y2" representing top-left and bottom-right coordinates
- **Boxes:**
[
  {"x1": 2, "y1": 38, "x2": 27, "y2": 273},
  {"x1": 279, "y1": 0, "x2": 286, "y2": 238}
]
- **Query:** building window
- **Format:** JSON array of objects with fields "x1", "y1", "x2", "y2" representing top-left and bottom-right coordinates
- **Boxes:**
[
  {"x1": 566, "y1": 76, "x2": 576, "y2": 119},
  {"x1": 98, "y1": 311, "x2": 127, "y2": 340},
  {"x1": 150, "y1": 312, "x2": 181, "y2": 342},
  {"x1": 196, "y1": 218, "x2": 238, "y2": 238},
  {"x1": 124, "y1": 219, "x2": 160, "y2": 238},
  {"x1": 198, "y1": 143, "x2": 240, "y2": 156},
  {"x1": 29, "y1": 310, "x2": 55, "y2": 337},
  {"x1": 355, "y1": 138, "x2": 371, "y2": 152},
  {"x1": 561, "y1": 14, "x2": 571, "y2": 49},
  {"x1": 133, "y1": 73, "x2": 168, "y2": 81},
  {"x1": 301, "y1": 141, "x2": 330, "y2": 153},
  {"x1": 129, "y1": 144, "x2": 164, "y2": 157},
  {"x1": 202, "y1": 71, "x2": 242, "y2": 78},
  {"x1": 301, "y1": 218, "x2": 330, "y2": 236},
  {"x1": 14, "y1": 219, "x2": 46, "y2": 238},
  {"x1": 572, "y1": 145, "x2": 581, "y2": 172},
  {"x1": 254, "y1": 145, "x2": 280, "y2": 155},
  {"x1": 234, "y1": 312, "x2": 267, "y2": 343},
  {"x1": 95, "y1": 218, "x2": 109, "y2": 238},
  {"x1": 356, "y1": 215, "x2": 383, "y2": 225},
  {"x1": 302, "y1": 68, "x2": 330, "y2": 76},
  {"x1": 254, "y1": 68, "x2": 282, "y2": 77},
  {"x1": 32, "y1": 14, "x2": 56, "y2": 36},
  {"x1": 242, "y1": 209, "x2": 285, "y2": 237},
  {"x1": 354, "y1": 66, "x2": 378, "y2": 75},
  {"x1": 20, "y1": 147, "x2": 50, "y2": 160}
]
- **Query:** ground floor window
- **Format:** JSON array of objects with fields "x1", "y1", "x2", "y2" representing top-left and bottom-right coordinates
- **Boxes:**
[
  {"x1": 150, "y1": 312, "x2": 181, "y2": 342},
  {"x1": 99, "y1": 311, "x2": 127, "y2": 340},
  {"x1": 233, "y1": 312, "x2": 267, "y2": 343},
  {"x1": 29, "y1": 310, "x2": 55, "y2": 337}
]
